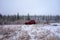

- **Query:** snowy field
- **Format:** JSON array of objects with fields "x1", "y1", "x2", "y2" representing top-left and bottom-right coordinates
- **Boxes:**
[{"x1": 0, "y1": 23, "x2": 60, "y2": 40}]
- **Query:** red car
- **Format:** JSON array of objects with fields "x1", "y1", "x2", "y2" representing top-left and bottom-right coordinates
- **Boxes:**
[{"x1": 25, "y1": 20, "x2": 36, "y2": 25}]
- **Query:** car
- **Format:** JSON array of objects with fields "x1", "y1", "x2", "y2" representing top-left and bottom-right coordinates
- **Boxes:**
[{"x1": 25, "y1": 20, "x2": 36, "y2": 25}]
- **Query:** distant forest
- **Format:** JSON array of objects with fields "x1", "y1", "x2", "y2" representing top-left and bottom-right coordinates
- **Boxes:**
[{"x1": 0, "y1": 13, "x2": 60, "y2": 25}]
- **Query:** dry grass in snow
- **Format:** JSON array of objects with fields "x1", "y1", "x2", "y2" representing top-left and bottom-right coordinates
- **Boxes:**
[{"x1": 0, "y1": 23, "x2": 60, "y2": 40}]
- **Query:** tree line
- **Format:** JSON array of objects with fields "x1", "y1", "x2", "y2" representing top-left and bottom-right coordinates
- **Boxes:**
[{"x1": 0, "y1": 13, "x2": 60, "y2": 24}]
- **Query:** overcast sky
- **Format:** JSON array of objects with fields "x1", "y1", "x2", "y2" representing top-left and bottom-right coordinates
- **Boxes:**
[{"x1": 0, "y1": 0, "x2": 60, "y2": 15}]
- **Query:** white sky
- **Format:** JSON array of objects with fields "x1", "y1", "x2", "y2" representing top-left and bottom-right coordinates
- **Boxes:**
[{"x1": 0, "y1": 0, "x2": 60, "y2": 15}]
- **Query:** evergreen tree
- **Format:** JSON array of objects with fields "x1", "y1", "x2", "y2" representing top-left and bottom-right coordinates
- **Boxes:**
[
  {"x1": 27, "y1": 13, "x2": 30, "y2": 20},
  {"x1": 17, "y1": 12, "x2": 20, "y2": 20},
  {"x1": 0, "y1": 13, "x2": 2, "y2": 19}
]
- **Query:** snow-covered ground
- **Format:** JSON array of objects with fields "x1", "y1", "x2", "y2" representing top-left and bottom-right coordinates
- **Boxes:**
[{"x1": 0, "y1": 23, "x2": 60, "y2": 40}]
